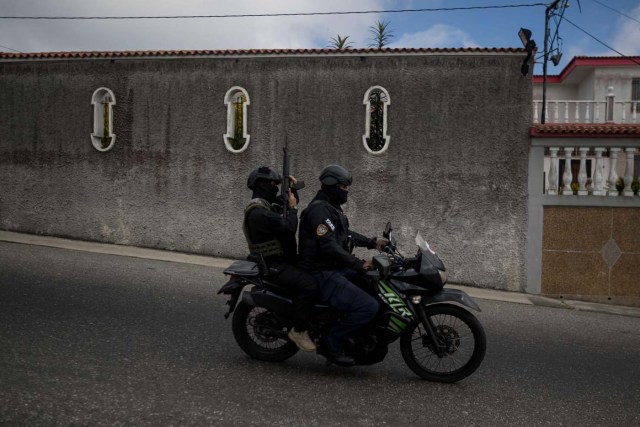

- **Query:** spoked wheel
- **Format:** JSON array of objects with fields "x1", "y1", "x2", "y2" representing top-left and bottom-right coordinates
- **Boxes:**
[
  {"x1": 400, "y1": 304, "x2": 486, "y2": 383},
  {"x1": 231, "y1": 301, "x2": 298, "y2": 362}
]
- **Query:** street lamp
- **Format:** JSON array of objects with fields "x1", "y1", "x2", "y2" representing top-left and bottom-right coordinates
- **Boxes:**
[
  {"x1": 518, "y1": 28, "x2": 533, "y2": 48},
  {"x1": 518, "y1": 28, "x2": 536, "y2": 77}
]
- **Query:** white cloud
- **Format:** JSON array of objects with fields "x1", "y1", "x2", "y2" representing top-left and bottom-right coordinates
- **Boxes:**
[
  {"x1": 390, "y1": 24, "x2": 477, "y2": 49},
  {"x1": 610, "y1": 4, "x2": 640, "y2": 56},
  {"x1": 565, "y1": 38, "x2": 593, "y2": 59},
  {"x1": 0, "y1": 0, "x2": 387, "y2": 52}
]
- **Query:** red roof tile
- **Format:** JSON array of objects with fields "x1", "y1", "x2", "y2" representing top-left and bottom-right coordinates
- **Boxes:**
[
  {"x1": 530, "y1": 123, "x2": 640, "y2": 138},
  {"x1": 0, "y1": 47, "x2": 525, "y2": 60},
  {"x1": 533, "y1": 55, "x2": 640, "y2": 83}
]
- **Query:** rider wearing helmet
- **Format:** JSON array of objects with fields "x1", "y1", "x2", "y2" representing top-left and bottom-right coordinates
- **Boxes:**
[
  {"x1": 298, "y1": 164, "x2": 387, "y2": 366},
  {"x1": 244, "y1": 166, "x2": 318, "y2": 352}
]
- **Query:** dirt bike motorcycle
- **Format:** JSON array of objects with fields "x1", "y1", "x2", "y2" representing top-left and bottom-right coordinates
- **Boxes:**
[{"x1": 218, "y1": 223, "x2": 486, "y2": 383}]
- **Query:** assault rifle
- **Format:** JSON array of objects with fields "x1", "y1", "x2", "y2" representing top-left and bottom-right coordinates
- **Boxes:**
[{"x1": 281, "y1": 137, "x2": 304, "y2": 223}]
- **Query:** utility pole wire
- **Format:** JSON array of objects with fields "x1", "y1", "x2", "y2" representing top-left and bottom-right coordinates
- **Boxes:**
[
  {"x1": 590, "y1": 0, "x2": 640, "y2": 26},
  {"x1": 562, "y1": 16, "x2": 640, "y2": 67},
  {"x1": 0, "y1": 43, "x2": 21, "y2": 53},
  {"x1": 0, "y1": 3, "x2": 547, "y2": 20}
]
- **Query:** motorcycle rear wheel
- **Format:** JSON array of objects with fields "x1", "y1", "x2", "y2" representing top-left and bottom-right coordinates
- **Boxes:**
[
  {"x1": 231, "y1": 301, "x2": 299, "y2": 362},
  {"x1": 400, "y1": 304, "x2": 486, "y2": 383}
]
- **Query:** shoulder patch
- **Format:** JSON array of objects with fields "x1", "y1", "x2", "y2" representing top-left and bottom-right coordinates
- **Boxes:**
[
  {"x1": 316, "y1": 224, "x2": 329, "y2": 237},
  {"x1": 325, "y1": 219, "x2": 336, "y2": 231}
]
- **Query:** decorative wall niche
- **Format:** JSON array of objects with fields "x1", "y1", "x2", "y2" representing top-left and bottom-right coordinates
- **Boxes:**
[
  {"x1": 223, "y1": 86, "x2": 251, "y2": 153},
  {"x1": 90, "y1": 87, "x2": 116, "y2": 152},
  {"x1": 362, "y1": 86, "x2": 391, "y2": 155}
]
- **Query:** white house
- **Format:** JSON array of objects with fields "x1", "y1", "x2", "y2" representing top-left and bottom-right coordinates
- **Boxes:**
[
  {"x1": 533, "y1": 56, "x2": 640, "y2": 125},
  {"x1": 532, "y1": 56, "x2": 640, "y2": 195},
  {"x1": 527, "y1": 56, "x2": 640, "y2": 306}
]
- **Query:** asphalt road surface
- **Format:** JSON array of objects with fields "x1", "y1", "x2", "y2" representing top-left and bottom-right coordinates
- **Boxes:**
[{"x1": 1, "y1": 241, "x2": 639, "y2": 426}]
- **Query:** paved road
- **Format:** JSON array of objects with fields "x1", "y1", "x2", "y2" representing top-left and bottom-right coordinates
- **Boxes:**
[{"x1": 1, "y1": 241, "x2": 639, "y2": 426}]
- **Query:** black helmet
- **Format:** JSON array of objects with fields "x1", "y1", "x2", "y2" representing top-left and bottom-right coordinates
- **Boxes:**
[
  {"x1": 319, "y1": 164, "x2": 352, "y2": 186},
  {"x1": 247, "y1": 166, "x2": 282, "y2": 190}
]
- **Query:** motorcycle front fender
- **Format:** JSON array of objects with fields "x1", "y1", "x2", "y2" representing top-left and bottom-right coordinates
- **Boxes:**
[{"x1": 422, "y1": 289, "x2": 482, "y2": 312}]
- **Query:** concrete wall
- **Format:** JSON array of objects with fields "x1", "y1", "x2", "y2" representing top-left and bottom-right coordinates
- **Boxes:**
[
  {"x1": 0, "y1": 52, "x2": 531, "y2": 290},
  {"x1": 535, "y1": 83, "x2": 578, "y2": 100},
  {"x1": 595, "y1": 67, "x2": 640, "y2": 100},
  {"x1": 579, "y1": 71, "x2": 596, "y2": 101}
]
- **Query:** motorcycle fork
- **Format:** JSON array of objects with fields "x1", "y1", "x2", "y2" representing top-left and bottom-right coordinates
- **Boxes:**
[{"x1": 414, "y1": 303, "x2": 447, "y2": 358}]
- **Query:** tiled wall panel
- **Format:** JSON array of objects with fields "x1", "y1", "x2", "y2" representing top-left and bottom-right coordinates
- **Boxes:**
[{"x1": 542, "y1": 206, "x2": 640, "y2": 306}]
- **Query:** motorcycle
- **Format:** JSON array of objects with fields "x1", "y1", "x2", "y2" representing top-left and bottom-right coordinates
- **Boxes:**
[{"x1": 218, "y1": 223, "x2": 486, "y2": 383}]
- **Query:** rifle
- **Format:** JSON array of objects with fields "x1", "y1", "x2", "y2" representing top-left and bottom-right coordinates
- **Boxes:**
[{"x1": 281, "y1": 137, "x2": 304, "y2": 223}]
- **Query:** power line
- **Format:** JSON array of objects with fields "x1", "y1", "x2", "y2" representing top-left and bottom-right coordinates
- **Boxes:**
[
  {"x1": 562, "y1": 16, "x2": 640, "y2": 67},
  {"x1": 0, "y1": 3, "x2": 547, "y2": 20},
  {"x1": 590, "y1": 0, "x2": 640, "y2": 26},
  {"x1": 0, "y1": 43, "x2": 21, "y2": 53}
]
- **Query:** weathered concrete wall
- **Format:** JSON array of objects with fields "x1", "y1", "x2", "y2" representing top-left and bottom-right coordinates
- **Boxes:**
[{"x1": 0, "y1": 52, "x2": 531, "y2": 290}]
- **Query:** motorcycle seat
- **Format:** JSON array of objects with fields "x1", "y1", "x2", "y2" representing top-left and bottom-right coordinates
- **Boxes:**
[{"x1": 224, "y1": 260, "x2": 259, "y2": 277}]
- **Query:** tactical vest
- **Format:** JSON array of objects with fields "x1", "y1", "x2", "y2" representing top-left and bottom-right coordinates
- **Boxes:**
[{"x1": 243, "y1": 198, "x2": 285, "y2": 258}]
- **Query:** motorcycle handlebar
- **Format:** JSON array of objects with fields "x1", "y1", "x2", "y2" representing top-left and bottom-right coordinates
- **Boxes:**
[{"x1": 382, "y1": 243, "x2": 396, "y2": 254}]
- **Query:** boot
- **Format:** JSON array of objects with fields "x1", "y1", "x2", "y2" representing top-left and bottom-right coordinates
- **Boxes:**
[
  {"x1": 288, "y1": 329, "x2": 317, "y2": 352},
  {"x1": 317, "y1": 348, "x2": 355, "y2": 367}
]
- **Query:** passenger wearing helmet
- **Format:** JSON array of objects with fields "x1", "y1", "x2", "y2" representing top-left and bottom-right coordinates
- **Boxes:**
[
  {"x1": 298, "y1": 164, "x2": 387, "y2": 366},
  {"x1": 244, "y1": 166, "x2": 318, "y2": 352}
]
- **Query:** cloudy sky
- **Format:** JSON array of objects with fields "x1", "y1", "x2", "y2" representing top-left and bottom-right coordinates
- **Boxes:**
[{"x1": 1, "y1": 0, "x2": 639, "y2": 73}]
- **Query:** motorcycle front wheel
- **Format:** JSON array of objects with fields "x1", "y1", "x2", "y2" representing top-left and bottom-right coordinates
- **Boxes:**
[
  {"x1": 231, "y1": 300, "x2": 299, "y2": 362},
  {"x1": 400, "y1": 304, "x2": 486, "y2": 383}
]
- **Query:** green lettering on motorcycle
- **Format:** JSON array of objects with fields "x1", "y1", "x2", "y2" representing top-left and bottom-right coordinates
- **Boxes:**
[{"x1": 377, "y1": 281, "x2": 414, "y2": 319}]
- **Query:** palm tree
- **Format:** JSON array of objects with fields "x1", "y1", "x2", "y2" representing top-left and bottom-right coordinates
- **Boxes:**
[
  {"x1": 328, "y1": 34, "x2": 353, "y2": 49},
  {"x1": 368, "y1": 19, "x2": 394, "y2": 49}
]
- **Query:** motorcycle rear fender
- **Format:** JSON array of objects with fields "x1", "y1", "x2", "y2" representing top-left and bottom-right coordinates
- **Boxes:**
[
  {"x1": 218, "y1": 278, "x2": 250, "y2": 319},
  {"x1": 422, "y1": 288, "x2": 482, "y2": 312},
  {"x1": 217, "y1": 278, "x2": 248, "y2": 295}
]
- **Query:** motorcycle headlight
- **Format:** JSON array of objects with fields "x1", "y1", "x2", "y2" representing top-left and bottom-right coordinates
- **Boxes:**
[{"x1": 438, "y1": 269, "x2": 448, "y2": 284}]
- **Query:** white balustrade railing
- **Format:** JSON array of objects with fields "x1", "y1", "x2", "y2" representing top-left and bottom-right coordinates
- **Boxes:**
[
  {"x1": 545, "y1": 146, "x2": 639, "y2": 196},
  {"x1": 533, "y1": 100, "x2": 639, "y2": 124}
]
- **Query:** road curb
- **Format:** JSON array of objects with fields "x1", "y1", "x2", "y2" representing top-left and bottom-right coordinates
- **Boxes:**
[
  {"x1": 0, "y1": 230, "x2": 234, "y2": 269},
  {"x1": 2, "y1": 230, "x2": 640, "y2": 318}
]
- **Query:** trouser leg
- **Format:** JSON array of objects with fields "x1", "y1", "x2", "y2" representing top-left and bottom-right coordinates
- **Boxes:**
[
  {"x1": 274, "y1": 263, "x2": 318, "y2": 332},
  {"x1": 314, "y1": 270, "x2": 379, "y2": 353}
]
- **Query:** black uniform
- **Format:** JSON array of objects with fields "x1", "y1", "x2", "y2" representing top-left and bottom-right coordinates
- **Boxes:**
[
  {"x1": 299, "y1": 191, "x2": 377, "y2": 271},
  {"x1": 244, "y1": 195, "x2": 317, "y2": 333},
  {"x1": 298, "y1": 189, "x2": 379, "y2": 353},
  {"x1": 244, "y1": 200, "x2": 299, "y2": 264}
]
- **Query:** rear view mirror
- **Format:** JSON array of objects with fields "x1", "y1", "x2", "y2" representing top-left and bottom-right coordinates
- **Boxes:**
[{"x1": 383, "y1": 222, "x2": 392, "y2": 239}]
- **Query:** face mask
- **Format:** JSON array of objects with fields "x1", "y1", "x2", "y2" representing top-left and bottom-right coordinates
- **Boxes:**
[
  {"x1": 324, "y1": 185, "x2": 349, "y2": 205},
  {"x1": 254, "y1": 181, "x2": 279, "y2": 203}
]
